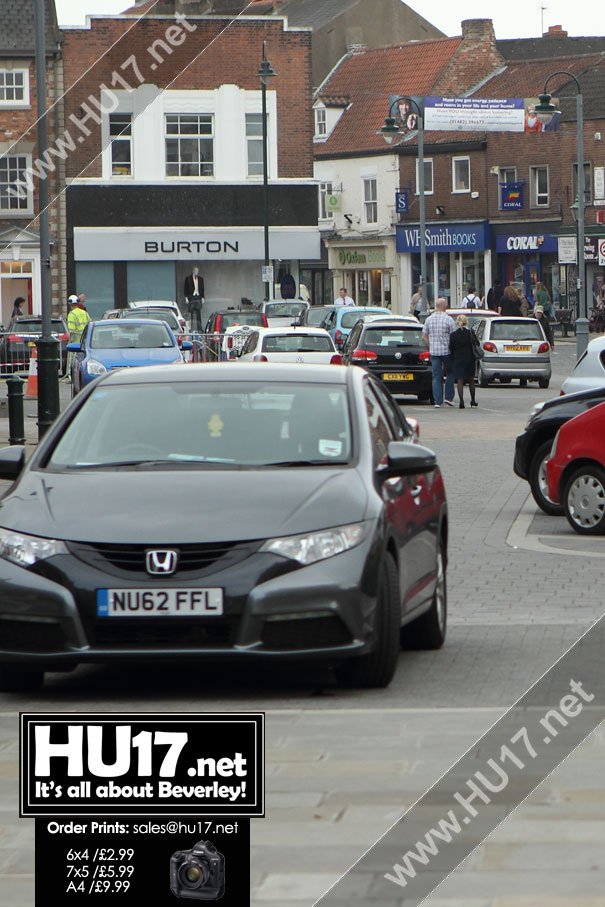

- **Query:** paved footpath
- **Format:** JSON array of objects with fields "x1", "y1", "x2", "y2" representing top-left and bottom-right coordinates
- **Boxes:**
[{"x1": 1, "y1": 344, "x2": 604, "y2": 906}]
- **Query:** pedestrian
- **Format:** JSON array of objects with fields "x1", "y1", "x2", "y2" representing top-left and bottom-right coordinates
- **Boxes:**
[
  {"x1": 535, "y1": 282, "x2": 554, "y2": 319},
  {"x1": 486, "y1": 279, "x2": 503, "y2": 312},
  {"x1": 463, "y1": 286, "x2": 483, "y2": 309},
  {"x1": 410, "y1": 285, "x2": 427, "y2": 318},
  {"x1": 334, "y1": 287, "x2": 355, "y2": 306},
  {"x1": 11, "y1": 296, "x2": 25, "y2": 319},
  {"x1": 422, "y1": 298, "x2": 456, "y2": 408},
  {"x1": 533, "y1": 305, "x2": 554, "y2": 348},
  {"x1": 66, "y1": 294, "x2": 91, "y2": 380},
  {"x1": 499, "y1": 285, "x2": 523, "y2": 317},
  {"x1": 449, "y1": 314, "x2": 478, "y2": 408},
  {"x1": 519, "y1": 293, "x2": 531, "y2": 317}
]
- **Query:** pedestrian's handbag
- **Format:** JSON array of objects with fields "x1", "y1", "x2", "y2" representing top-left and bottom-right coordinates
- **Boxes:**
[{"x1": 470, "y1": 329, "x2": 484, "y2": 360}]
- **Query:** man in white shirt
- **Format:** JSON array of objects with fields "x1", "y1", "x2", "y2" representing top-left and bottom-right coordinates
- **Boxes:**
[{"x1": 334, "y1": 287, "x2": 355, "y2": 306}]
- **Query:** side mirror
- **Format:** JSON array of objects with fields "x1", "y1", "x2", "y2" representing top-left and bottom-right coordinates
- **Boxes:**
[
  {"x1": 0, "y1": 445, "x2": 26, "y2": 481},
  {"x1": 181, "y1": 340, "x2": 193, "y2": 351},
  {"x1": 66, "y1": 342, "x2": 80, "y2": 352},
  {"x1": 377, "y1": 442, "x2": 436, "y2": 479}
]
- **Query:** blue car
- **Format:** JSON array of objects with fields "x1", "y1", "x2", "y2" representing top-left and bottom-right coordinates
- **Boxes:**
[
  {"x1": 321, "y1": 306, "x2": 392, "y2": 349},
  {"x1": 68, "y1": 319, "x2": 192, "y2": 394}
]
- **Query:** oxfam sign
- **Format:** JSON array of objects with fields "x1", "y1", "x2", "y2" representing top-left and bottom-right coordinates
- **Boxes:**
[{"x1": 338, "y1": 248, "x2": 386, "y2": 267}]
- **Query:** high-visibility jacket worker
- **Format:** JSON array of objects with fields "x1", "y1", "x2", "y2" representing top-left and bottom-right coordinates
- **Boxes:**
[{"x1": 67, "y1": 298, "x2": 91, "y2": 344}]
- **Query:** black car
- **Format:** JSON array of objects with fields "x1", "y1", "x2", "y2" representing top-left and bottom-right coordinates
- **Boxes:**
[
  {"x1": 514, "y1": 385, "x2": 605, "y2": 514},
  {"x1": 342, "y1": 317, "x2": 432, "y2": 401},
  {"x1": 0, "y1": 316, "x2": 69, "y2": 376},
  {"x1": 0, "y1": 363, "x2": 448, "y2": 692}
]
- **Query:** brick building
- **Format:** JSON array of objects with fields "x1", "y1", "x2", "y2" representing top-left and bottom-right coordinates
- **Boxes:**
[
  {"x1": 61, "y1": 7, "x2": 319, "y2": 317},
  {"x1": 0, "y1": 0, "x2": 64, "y2": 325}
]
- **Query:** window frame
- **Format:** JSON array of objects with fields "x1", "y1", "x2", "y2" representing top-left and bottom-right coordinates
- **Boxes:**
[
  {"x1": 0, "y1": 67, "x2": 30, "y2": 107},
  {"x1": 0, "y1": 153, "x2": 33, "y2": 215},
  {"x1": 315, "y1": 107, "x2": 327, "y2": 137},
  {"x1": 572, "y1": 161, "x2": 592, "y2": 206},
  {"x1": 415, "y1": 158, "x2": 434, "y2": 195},
  {"x1": 529, "y1": 165, "x2": 549, "y2": 207},
  {"x1": 319, "y1": 181, "x2": 334, "y2": 219},
  {"x1": 363, "y1": 176, "x2": 378, "y2": 225},
  {"x1": 109, "y1": 113, "x2": 133, "y2": 177},
  {"x1": 245, "y1": 112, "x2": 265, "y2": 178},
  {"x1": 451, "y1": 156, "x2": 471, "y2": 194},
  {"x1": 165, "y1": 113, "x2": 215, "y2": 178}
]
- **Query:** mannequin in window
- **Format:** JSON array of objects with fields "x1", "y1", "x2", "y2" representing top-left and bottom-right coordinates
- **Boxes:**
[{"x1": 184, "y1": 266, "x2": 204, "y2": 332}]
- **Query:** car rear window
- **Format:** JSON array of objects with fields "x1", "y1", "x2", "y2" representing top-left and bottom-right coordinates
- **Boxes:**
[
  {"x1": 306, "y1": 307, "x2": 331, "y2": 325},
  {"x1": 122, "y1": 309, "x2": 180, "y2": 330},
  {"x1": 13, "y1": 319, "x2": 66, "y2": 333},
  {"x1": 221, "y1": 313, "x2": 264, "y2": 328},
  {"x1": 341, "y1": 310, "x2": 388, "y2": 328},
  {"x1": 90, "y1": 324, "x2": 173, "y2": 350},
  {"x1": 262, "y1": 334, "x2": 333, "y2": 353},
  {"x1": 363, "y1": 327, "x2": 424, "y2": 347},
  {"x1": 264, "y1": 303, "x2": 306, "y2": 319},
  {"x1": 47, "y1": 382, "x2": 352, "y2": 469},
  {"x1": 491, "y1": 321, "x2": 542, "y2": 341}
]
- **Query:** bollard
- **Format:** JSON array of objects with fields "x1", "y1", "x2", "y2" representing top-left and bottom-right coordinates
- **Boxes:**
[{"x1": 6, "y1": 375, "x2": 26, "y2": 446}]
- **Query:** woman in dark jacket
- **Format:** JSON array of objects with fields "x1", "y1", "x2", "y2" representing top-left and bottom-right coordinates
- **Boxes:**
[{"x1": 449, "y1": 314, "x2": 477, "y2": 408}]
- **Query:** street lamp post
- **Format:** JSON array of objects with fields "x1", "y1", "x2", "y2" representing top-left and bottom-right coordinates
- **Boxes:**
[
  {"x1": 535, "y1": 72, "x2": 587, "y2": 358},
  {"x1": 258, "y1": 43, "x2": 276, "y2": 303},
  {"x1": 381, "y1": 97, "x2": 426, "y2": 307}
]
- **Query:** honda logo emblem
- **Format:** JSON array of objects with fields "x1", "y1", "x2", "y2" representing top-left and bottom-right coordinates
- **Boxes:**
[{"x1": 145, "y1": 549, "x2": 178, "y2": 575}]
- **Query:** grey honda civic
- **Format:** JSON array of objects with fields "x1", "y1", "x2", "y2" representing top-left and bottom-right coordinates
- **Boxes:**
[{"x1": 0, "y1": 363, "x2": 448, "y2": 691}]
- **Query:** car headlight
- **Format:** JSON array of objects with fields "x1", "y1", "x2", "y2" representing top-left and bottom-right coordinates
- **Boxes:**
[
  {"x1": 525, "y1": 401, "x2": 546, "y2": 428},
  {"x1": 87, "y1": 359, "x2": 107, "y2": 376},
  {"x1": 261, "y1": 522, "x2": 367, "y2": 566},
  {"x1": 0, "y1": 528, "x2": 69, "y2": 567}
]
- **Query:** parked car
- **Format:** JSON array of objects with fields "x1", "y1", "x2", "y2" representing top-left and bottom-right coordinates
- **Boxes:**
[
  {"x1": 342, "y1": 317, "x2": 432, "y2": 402},
  {"x1": 514, "y1": 386, "x2": 605, "y2": 515},
  {"x1": 546, "y1": 400, "x2": 605, "y2": 534},
  {"x1": 472, "y1": 316, "x2": 551, "y2": 388},
  {"x1": 0, "y1": 363, "x2": 448, "y2": 692},
  {"x1": 446, "y1": 308, "x2": 500, "y2": 331},
  {"x1": 238, "y1": 327, "x2": 341, "y2": 364},
  {"x1": 322, "y1": 306, "x2": 392, "y2": 349},
  {"x1": 0, "y1": 316, "x2": 69, "y2": 376},
  {"x1": 258, "y1": 300, "x2": 310, "y2": 328},
  {"x1": 68, "y1": 319, "x2": 191, "y2": 394},
  {"x1": 202, "y1": 309, "x2": 269, "y2": 360},
  {"x1": 300, "y1": 305, "x2": 338, "y2": 327},
  {"x1": 128, "y1": 300, "x2": 187, "y2": 332},
  {"x1": 560, "y1": 336, "x2": 605, "y2": 395}
]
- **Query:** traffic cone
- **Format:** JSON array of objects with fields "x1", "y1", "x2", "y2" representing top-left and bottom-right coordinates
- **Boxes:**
[{"x1": 24, "y1": 347, "x2": 38, "y2": 399}]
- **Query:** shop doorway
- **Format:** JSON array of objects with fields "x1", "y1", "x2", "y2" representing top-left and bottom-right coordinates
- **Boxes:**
[{"x1": 1, "y1": 260, "x2": 33, "y2": 326}]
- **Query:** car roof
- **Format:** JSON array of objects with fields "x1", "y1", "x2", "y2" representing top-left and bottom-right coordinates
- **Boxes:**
[
  {"x1": 362, "y1": 315, "x2": 419, "y2": 324},
  {"x1": 213, "y1": 309, "x2": 264, "y2": 315},
  {"x1": 99, "y1": 362, "x2": 351, "y2": 386},
  {"x1": 91, "y1": 318, "x2": 172, "y2": 328},
  {"x1": 586, "y1": 336, "x2": 605, "y2": 352},
  {"x1": 447, "y1": 308, "x2": 499, "y2": 316},
  {"x1": 256, "y1": 326, "x2": 331, "y2": 336},
  {"x1": 129, "y1": 300, "x2": 177, "y2": 305}
]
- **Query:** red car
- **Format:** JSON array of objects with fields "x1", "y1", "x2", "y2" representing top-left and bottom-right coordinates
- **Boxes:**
[{"x1": 546, "y1": 400, "x2": 605, "y2": 534}]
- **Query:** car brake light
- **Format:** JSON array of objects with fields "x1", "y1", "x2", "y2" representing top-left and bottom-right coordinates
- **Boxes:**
[
  {"x1": 559, "y1": 389, "x2": 565, "y2": 396},
  {"x1": 177, "y1": 335, "x2": 183, "y2": 346},
  {"x1": 538, "y1": 341, "x2": 550, "y2": 354},
  {"x1": 261, "y1": 315, "x2": 269, "y2": 327},
  {"x1": 253, "y1": 354, "x2": 268, "y2": 362},
  {"x1": 215, "y1": 316, "x2": 222, "y2": 331},
  {"x1": 227, "y1": 336, "x2": 233, "y2": 348},
  {"x1": 419, "y1": 350, "x2": 430, "y2": 361},
  {"x1": 330, "y1": 354, "x2": 343, "y2": 365},
  {"x1": 7, "y1": 334, "x2": 21, "y2": 343},
  {"x1": 483, "y1": 341, "x2": 497, "y2": 352},
  {"x1": 58, "y1": 332, "x2": 69, "y2": 342},
  {"x1": 351, "y1": 349, "x2": 378, "y2": 362}
]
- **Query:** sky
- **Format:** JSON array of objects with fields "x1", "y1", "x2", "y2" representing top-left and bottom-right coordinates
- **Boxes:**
[{"x1": 55, "y1": 0, "x2": 605, "y2": 38}]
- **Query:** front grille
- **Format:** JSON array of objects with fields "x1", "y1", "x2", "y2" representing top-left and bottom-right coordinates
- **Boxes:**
[
  {"x1": 261, "y1": 616, "x2": 351, "y2": 650},
  {"x1": 0, "y1": 618, "x2": 65, "y2": 653},
  {"x1": 90, "y1": 618, "x2": 238, "y2": 649},
  {"x1": 68, "y1": 540, "x2": 260, "y2": 575}
]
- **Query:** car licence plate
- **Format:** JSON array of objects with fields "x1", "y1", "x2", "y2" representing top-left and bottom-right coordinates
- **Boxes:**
[
  {"x1": 504, "y1": 345, "x2": 531, "y2": 352},
  {"x1": 96, "y1": 588, "x2": 223, "y2": 617},
  {"x1": 382, "y1": 372, "x2": 414, "y2": 381}
]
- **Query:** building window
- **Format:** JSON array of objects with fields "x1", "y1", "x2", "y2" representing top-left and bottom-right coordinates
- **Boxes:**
[
  {"x1": 246, "y1": 113, "x2": 265, "y2": 177},
  {"x1": 530, "y1": 165, "x2": 549, "y2": 207},
  {"x1": 165, "y1": 114, "x2": 214, "y2": 177},
  {"x1": 452, "y1": 157, "x2": 470, "y2": 193},
  {"x1": 319, "y1": 181, "x2": 334, "y2": 219},
  {"x1": 315, "y1": 108, "x2": 327, "y2": 136},
  {"x1": 0, "y1": 154, "x2": 31, "y2": 213},
  {"x1": 0, "y1": 68, "x2": 29, "y2": 106},
  {"x1": 498, "y1": 167, "x2": 517, "y2": 210},
  {"x1": 363, "y1": 177, "x2": 378, "y2": 224},
  {"x1": 572, "y1": 161, "x2": 592, "y2": 205},
  {"x1": 415, "y1": 159, "x2": 433, "y2": 194},
  {"x1": 109, "y1": 114, "x2": 132, "y2": 176}
]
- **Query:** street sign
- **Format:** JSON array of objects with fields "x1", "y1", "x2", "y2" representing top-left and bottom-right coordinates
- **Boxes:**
[
  {"x1": 598, "y1": 238, "x2": 605, "y2": 266},
  {"x1": 395, "y1": 190, "x2": 409, "y2": 214},
  {"x1": 261, "y1": 265, "x2": 274, "y2": 283}
]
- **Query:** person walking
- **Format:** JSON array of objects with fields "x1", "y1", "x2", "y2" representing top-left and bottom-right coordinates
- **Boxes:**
[
  {"x1": 334, "y1": 287, "x2": 355, "y2": 306},
  {"x1": 499, "y1": 285, "x2": 523, "y2": 316},
  {"x1": 66, "y1": 295, "x2": 91, "y2": 380},
  {"x1": 486, "y1": 278, "x2": 503, "y2": 312},
  {"x1": 463, "y1": 286, "x2": 483, "y2": 309},
  {"x1": 422, "y1": 298, "x2": 456, "y2": 408},
  {"x1": 410, "y1": 285, "x2": 428, "y2": 319},
  {"x1": 533, "y1": 305, "x2": 554, "y2": 348},
  {"x1": 449, "y1": 314, "x2": 478, "y2": 408},
  {"x1": 535, "y1": 281, "x2": 553, "y2": 318}
]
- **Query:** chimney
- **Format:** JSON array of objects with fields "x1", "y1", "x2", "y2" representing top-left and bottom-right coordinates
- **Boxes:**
[
  {"x1": 461, "y1": 19, "x2": 496, "y2": 42},
  {"x1": 544, "y1": 24, "x2": 568, "y2": 37}
]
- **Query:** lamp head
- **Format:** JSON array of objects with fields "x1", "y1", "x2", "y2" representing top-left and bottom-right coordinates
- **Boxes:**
[
  {"x1": 258, "y1": 42, "x2": 276, "y2": 80},
  {"x1": 381, "y1": 116, "x2": 400, "y2": 145},
  {"x1": 535, "y1": 92, "x2": 558, "y2": 126}
]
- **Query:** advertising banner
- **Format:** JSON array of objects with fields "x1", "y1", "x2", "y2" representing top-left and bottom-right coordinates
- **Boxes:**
[
  {"x1": 423, "y1": 97, "x2": 525, "y2": 132},
  {"x1": 396, "y1": 222, "x2": 491, "y2": 253},
  {"x1": 500, "y1": 182, "x2": 525, "y2": 210}
]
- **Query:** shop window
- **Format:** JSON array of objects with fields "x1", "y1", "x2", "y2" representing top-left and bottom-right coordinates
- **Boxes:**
[
  {"x1": 572, "y1": 162, "x2": 592, "y2": 206},
  {"x1": 246, "y1": 113, "x2": 265, "y2": 177},
  {"x1": 0, "y1": 154, "x2": 32, "y2": 214},
  {"x1": 315, "y1": 108, "x2": 327, "y2": 137},
  {"x1": 415, "y1": 159, "x2": 433, "y2": 194},
  {"x1": 363, "y1": 178, "x2": 378, "y2": 224},
  {"x1": 0, "y1": 68, "x2": 29, "y2": 106},
  {"x1": 75, "y1": 263, "x2": 115, "y2": 321},
  {"x1": 530, "y1": 166, "x2": 549, "y2": 207},
  {"x1": 165, "y1": 114, "x2": 214, "y2": 177},
  {"x1": 127, "y1": 262, "x2": 175, "y2": 304},
  {"x1": 109, "y1": 114, "x2": 132, "y2": 176},
  {"x1": 452, "y1": 157, "x2": 470, "y2": 193}
]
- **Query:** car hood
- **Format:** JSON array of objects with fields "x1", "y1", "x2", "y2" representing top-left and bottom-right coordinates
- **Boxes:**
[
  {"x1": 90, "y1": 348, "x2": 181, "y2": 367},
  {"x1": 0, "y1": 468, "x2": 369, "y2": 544}
]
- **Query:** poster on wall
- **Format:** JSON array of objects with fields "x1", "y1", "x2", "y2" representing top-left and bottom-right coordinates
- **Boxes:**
[{"x1": 423, "y1": 98, "x2": 561, "y2": 133}]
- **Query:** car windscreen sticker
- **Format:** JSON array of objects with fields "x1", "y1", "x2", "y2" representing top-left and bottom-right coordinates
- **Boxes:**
[
  {"x1": 208, "y1": 414, "x2": 224, "y2": 437},
  {"x1": 319, "y1": 439, "x2": 343, "y2": 457}
]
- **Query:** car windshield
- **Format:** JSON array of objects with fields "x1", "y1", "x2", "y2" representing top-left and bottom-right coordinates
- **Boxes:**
[
  {"x1": 341, "y1": 310, "x2": 388, "y2": 328},
  {"x1": 90, "y1": 324, "x2": 173, "y2": 350},
  {"x1": 47, "y1": 382, "x2": 352, "y2": 469},
  {"x1": 262, "y1": 334, "x2": 333, "y2": 353},
  {"x1": 13, "y1": 319, "x2": 66, "y2": 333},
  {"x1": 122, "y1": 309, "x2": 180, "y2": 330},
  {"x1": 491, "y1": 321, "x2": 542, "y2": 341},
  {"x1": 306, "y1": 307, "x2": 331, "y2": 326},
  {"x1": 221, "y1": 313, "x2": 264, "y2": 328},
  {"x1": 265, "y1": 303, "x2": 306, "y2": 318},
  {"x1": 363, "y1": 327, "x2": 424, "y2": 347}
]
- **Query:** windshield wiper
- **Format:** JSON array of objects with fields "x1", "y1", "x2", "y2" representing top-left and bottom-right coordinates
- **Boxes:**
[
  {"x1": 68, "y1": 456, "x2": 240, "y2": 470},
  {"x1": 263, "y1": 459, "x2": 347, "y2": 467}
]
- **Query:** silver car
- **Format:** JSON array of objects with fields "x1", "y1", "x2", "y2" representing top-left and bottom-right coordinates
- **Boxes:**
[{"x1": 473, "y1": 317, "x2": 551, "y2": 388}]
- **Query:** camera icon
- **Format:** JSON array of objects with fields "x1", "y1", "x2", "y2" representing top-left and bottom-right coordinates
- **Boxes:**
[{"x1": 170, "y1": 840, "x2": 225, "y2": 900}]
